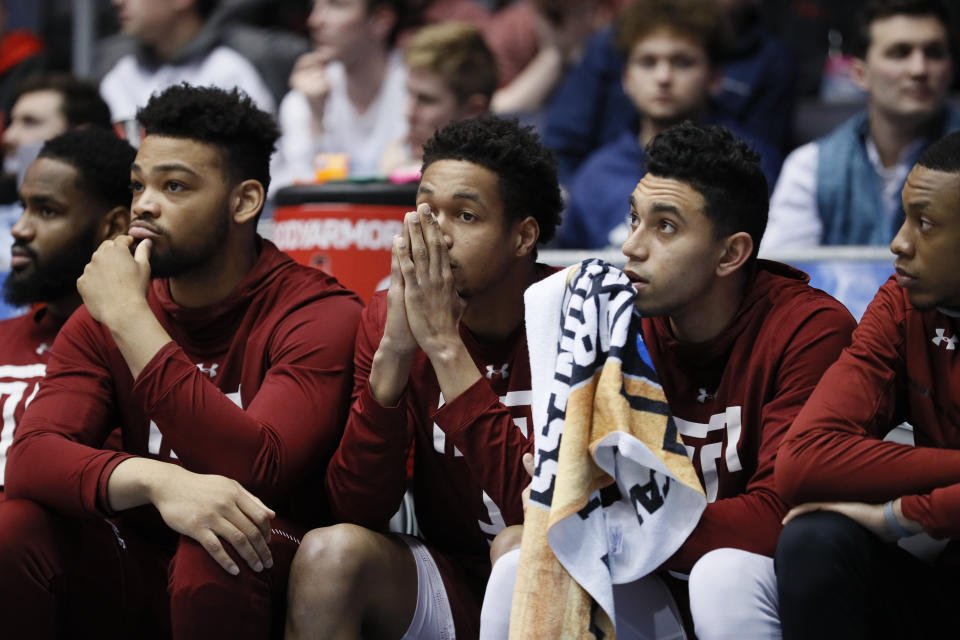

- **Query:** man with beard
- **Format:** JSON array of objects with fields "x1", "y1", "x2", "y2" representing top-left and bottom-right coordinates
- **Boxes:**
[
  {"x1": 0, "y1": 84, "x2": 363, "y2": 639},
  {"x1": 0, "y1": 127, "x2": 134, "y2": 495}
]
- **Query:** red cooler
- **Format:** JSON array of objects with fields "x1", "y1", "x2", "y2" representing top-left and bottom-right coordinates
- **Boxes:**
[{"x1": 272, "y1": 182, "x2": 418, "y2": 301}]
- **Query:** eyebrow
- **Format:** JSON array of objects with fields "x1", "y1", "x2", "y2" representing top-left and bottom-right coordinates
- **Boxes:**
[
  {"x1": 22, "y1": 193, "x2": 65, "y2": 207},
  {"x1": 416, "y1": 184, "x2": 483, "y2": 204},
  {"x1": 130, "y1": 162, "x2": 200, "y2": 176},
  {"x1": 651, "y1": 202, "x2": 682, "y2": 216}
]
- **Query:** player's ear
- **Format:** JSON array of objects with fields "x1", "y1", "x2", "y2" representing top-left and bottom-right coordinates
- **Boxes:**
[
  {"x1": 100, "y1": 205, "x2": 131, "y2": 241},
  {"x1": 513, "y1": 215, "x2": 540, "y2": 258},
  {"x1": 232, "y1": 179, "x2": 265, "y2": 225},
  {"x1": 716, "y1": 231, "x2": 753, "y2": 277}
]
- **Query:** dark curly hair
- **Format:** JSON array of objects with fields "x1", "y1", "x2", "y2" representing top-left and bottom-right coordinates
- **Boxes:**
[
  {"x1": 136, "y1": 83, "x2": 280, "y2": 193},
  {"x1": 851, "y1": 0, "x2": 953, "y2": 59},
  {"x1": 917, "y1": 129, "x2": 960, "y2": 172},
  {"x1": 646, "y1": 121, "x2": 768, "y2": 260},
  {"x1": 38, "y1": 129, "x2": 136, "y2": 210},
  {"x1": 421, "y1": 115, "x2": 563, "y2": 245}
]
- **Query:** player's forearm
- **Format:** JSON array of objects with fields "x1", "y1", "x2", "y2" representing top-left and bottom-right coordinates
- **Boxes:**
[
  {"x1": 425, "y1": 338, "x2": 482, "y2": 404},
  {"x1": 106, "y1": 456, "x2": 177, "y2": 512},
  {"x1": 368, "y1": 342, "x2": 416, "y2": 406},
  {"x1": 102, "y1": 300, "x2": 173, "y2": 380}
]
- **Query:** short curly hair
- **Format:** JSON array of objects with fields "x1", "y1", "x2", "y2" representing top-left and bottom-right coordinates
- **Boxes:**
[
  {"x1": 38, "y1": 128, "x2": 136, "y2": 211},
  {"x1": 136, "y1": 83, "x2": 280, "y2": 193},
  {"x1": 646, "y1": 121, "x2": 768, "y2": 260},
  {"x1": 421, "y1": 115, "x2": 563, "y2": 245},
  {"x1": 917, "y1": 129, "x2": 960, "y2": 172}
]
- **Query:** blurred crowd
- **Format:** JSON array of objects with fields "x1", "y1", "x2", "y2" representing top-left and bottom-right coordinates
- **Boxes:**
[{"x1": 2, "y1": 0, "x2": 958, "y2": 252}]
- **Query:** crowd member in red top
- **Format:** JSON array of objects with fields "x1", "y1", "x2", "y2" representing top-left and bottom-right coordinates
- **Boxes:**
[
  {"x1": 284, "y1": 115, "x2": 564, "y2": 640},
  {"x1": 775, "y1": 131, "x2": 960, "y2": 638},
  {"x1": 0, "y1": 128, "x2": 134, "y2": 493},
  {"x1": 0, "y1": 84, "x2": 363, "y2": 639},
  {"x1": 479, "y1": 122, "x2": 856, "y2": 640}
]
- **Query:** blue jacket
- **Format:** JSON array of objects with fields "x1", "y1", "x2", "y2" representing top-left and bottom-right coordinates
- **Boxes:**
[
  {"x1": 543, "y1": 24, "x2": 796, "y2": 186},
  {"x1": 816, "y1": 106, "x2": 960, "y2": 245}
]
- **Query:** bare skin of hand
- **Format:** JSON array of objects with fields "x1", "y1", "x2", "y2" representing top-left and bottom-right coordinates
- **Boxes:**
[
  {"x1": 368, "y1": 208, "x2": 422, "y2": 406},
  {"x1": 150, "y1": 465, "x2": 276, "y2": 575},
  {"x1": 289, "y1": 51, "x2": 333, "y2": 129},
  {"x1": 78, "y1": 236, "x2": 152, "y2": 327},
  {"x1": 396, "y1": 207, "x2": 466, "y2": 359},
  {"x1": 782, "y1": 499, "x2": 921, "y2": 543},
  {"x1": 521, "y1": 452, "x2": 535, "y2": 514}
]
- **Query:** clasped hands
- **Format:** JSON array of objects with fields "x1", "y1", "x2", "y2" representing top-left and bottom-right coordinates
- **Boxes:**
[{"x1": 381, "y1": 203, "x2": 466, "y2": 361}]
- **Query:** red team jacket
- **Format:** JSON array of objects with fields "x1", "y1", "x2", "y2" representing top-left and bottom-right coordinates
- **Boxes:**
[
  {"x1": 642, "y1": 260, "x2": 856, "y2": 572},
  {"x1": 6, "y1": 240, "x2": 363, "y2": 529},
  {"x1": 779, "y1": 278, "x2": 960, "y2": 557},
  {"x1": 0, "y1": 308, "x2": 61, "y2": 491},
  {"x1": 327, "y1": 264, "x2": 557, "y2": 637}
]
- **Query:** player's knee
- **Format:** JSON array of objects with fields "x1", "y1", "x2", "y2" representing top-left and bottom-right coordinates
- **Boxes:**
[
  {"x1": 776, "y1": 511, "x2": 869, "y2": 600},
  {"x1": 689, "y1": 548, "x2": 779, "y2": 640},
  {"x1": 290, "y1": 523, "x2": 380, "y2": 592},
  {"x1": 169, "y1": 535, "x2": 269, "y2": 616},
  {"x1": 0, "y1": 498, "x2": 55, "y2": 561},
  {"x1": 489, "y1": 525, "x2": 523, "y2": 565}
]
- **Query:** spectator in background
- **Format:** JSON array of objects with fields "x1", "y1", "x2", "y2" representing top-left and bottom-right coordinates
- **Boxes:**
[
  {"x1": 543, "y1": 0, "x2": 795, "y2": 186},
  {"x1": 556, "y1": 0, "x2": 782, "y2": 250},
  {"x1": 763, "y1": 0, "x2": 957, "y2": 251},
  {"x1": 0, "y1": 129, "x2": 134, "y2": 494},
  {"x1": 100, "y1": 0, "x2": 275, "y2": 135},
  {"x1": 0, "y1": 74, "x2": 111, "y2": 283},
  {"x1": 379, "y1": 21, "x2": 495, "y2": 181},
  {"x1": 0, "y1": 0, "x2": 45, "y2": 119},
  {"x1": 484, "y1": 0, "x2": 625, "y2": 115},
  {"x1": 273, "y1": 0, "x2": 411, "y2": 185}
]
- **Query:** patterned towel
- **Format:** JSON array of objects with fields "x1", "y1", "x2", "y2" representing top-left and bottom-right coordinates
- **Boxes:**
[{"x1": 510, "y1": 260, "x2": 706, "y2": 639}]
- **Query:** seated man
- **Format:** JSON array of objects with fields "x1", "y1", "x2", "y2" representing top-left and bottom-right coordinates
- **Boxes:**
[
  {"x1": 0, "y1": 73, "x2": 112, "y2": 285},
  {"x1": 556, "y1": 0, "x2": 782, "y2": 250},
  {"x1": 284, "y1": 115, "x2": 564, "y2": 639},
  {"x1": 764, "y1": 0, "x2": 958, "y2": 250},
  {"x1": 379, "y1": 21, "x2": 495, "y2": 181},
  {"x1": 542, "y1": 0, "x2": 795, "y2": 186},
  {"x1": 100, "y1": 0, "x2": 275, "y2": 133},
  {"x1": 273, "y1": 0, "x2": 409, "y2": 184},
  {"x1": 775, "y1": 130, "x2": 960, "y2": 637},
  {"x1": 0, "y1": 84, "x2": 362, "y2": 638},
  {"x1": 480, "y1": 122, "x2": 855, "y2": 639},
  {"x1": 0, "y1": 128, "x2": 134, "y2": 493}
]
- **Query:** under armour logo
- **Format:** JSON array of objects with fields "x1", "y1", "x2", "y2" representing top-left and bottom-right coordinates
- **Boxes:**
[
  {"x1": 697, "y1": 388, "x2": 714, "y2": 404},
  {"x1": 35, "y1": 342, "x2": 51, "y2": 356},
  {"x1": 932, "y1": 328, "x2": 957, "y2": 351},
  {"x1": 196, "y1": 363, "x2": 219, "y2": 377},
  {"x1": 485, "y1": 363, "x2": 510, "y2": 380}
]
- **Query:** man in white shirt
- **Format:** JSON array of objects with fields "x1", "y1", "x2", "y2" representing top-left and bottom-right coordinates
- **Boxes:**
[
  {"x1": 763, "y1": 0, "x2": 957, "y2": 251},
  {"x1": 273, "y1": 0, "x2": 409, "y2": 185},
  {"x1": 100, "y1": 0, "x2": 275, "y2": 136}
]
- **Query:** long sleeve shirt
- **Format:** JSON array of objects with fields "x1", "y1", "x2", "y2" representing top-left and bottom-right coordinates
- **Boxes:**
[
  {"x1": 6, "y1": 240, "x2": 363, "y2": 529},
  {"x1": 777, "y1": 278, "x2": 960, "y2": 547},
  {"x1": 643, "y1": 260, "x2": 856, "y2": 572}
]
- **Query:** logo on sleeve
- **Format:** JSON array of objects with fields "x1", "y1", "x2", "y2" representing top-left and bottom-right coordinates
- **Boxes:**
[
  {"x1": 932, "y1": 328, "x2": 957, "y2": 351},
  {"x1": 196, "y1": 363, "x2": 219, "y2": 377}
]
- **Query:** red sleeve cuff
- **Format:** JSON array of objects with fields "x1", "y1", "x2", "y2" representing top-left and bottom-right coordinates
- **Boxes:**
[{"x1": 431, "y1": 377, "x2": 499, "y2": 438}]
